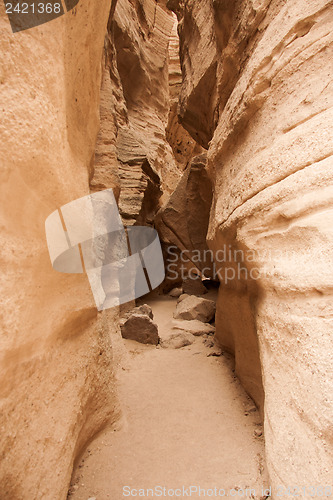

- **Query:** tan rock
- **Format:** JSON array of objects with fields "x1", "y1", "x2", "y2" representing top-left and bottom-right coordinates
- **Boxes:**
[
  {"x1": 3, "y1": 0, "x2": 332, "y2": 494},
  {"x1": 112, "y1": 0, "x2": 183, "y2": 223},
  {"x1": 92, "y1": 0, "x2": 192, "y2": 227},
  {"x1": 170, "y1": 0, "x2": 333, "y2": 490},
  {"x1": 169, "y1": 287, "x2": 183, "y2": 298},
  {"x1": 177, "y1": 293, "x2": 190, "y2": 303},
  {"x1": 121, "y1": 304, "x2": 154, "y2": 321},
  {"x1": 155, "y1": 153, "x2": 214, "y2": 277},
  {"x1": 182, "y1": 276, "x2": 208, "y2": 296},
  {"x1": 0, "y1": 1, "x2": 119, "y2": 498},
  {"x1": 174, "y1": 296, "x2": 216, "y2": 323},
  {"x1": 166, "y1": 19, "x2": 203, "y2": 170}
]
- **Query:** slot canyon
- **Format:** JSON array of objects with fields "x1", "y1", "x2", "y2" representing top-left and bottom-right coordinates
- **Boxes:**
[{"x1": 0, "y1": 0, "x2": 332, "y2": 499}]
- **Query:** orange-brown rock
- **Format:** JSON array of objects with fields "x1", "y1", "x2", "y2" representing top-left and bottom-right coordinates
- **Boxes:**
[
  {"x1": 2, "y1": 0, "x2": 332, "y2": 494},
  {"x1": 166, "y1": 18, "x2": 202, "y2": 170},
  {"x1": 0, "y1": 1, "x2": 120, "y2": 498}
]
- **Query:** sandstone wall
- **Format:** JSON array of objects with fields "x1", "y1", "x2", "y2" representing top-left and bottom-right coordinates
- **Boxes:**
[
  {"x1": 155, "y1": 153, "x2": 215, "y2": 289},
  {"x1": 0, "y1": 2, "x2": 120, "y2": 498},
  {"x1": 92, "y1": 0, "x2": 184, "y2": 226},
  {"x1": 91, "y1": 0, "x2": 202, "y2": 227},
  {"x1": 169, "y1": 0, "x2": 333, "y2": 492},
  {"x1": 2, "y1": 0, "x2": 332, "y2": 495},
  {"x1": 166, "y1": 18, "x2": 202, "y2": 171}
]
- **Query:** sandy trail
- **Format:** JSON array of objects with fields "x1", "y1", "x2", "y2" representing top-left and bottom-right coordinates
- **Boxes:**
[{"x1": 69, "y1": 294, "x2": 268, "y2": 500}]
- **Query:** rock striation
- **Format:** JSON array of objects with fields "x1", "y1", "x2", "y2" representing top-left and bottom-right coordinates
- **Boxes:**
[{"x1": 91, "y1": 0, "x2": 188, "y2": 226}]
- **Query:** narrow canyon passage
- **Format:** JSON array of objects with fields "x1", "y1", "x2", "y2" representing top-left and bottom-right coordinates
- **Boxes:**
[
  {"x1": 69, "y1": 293, "x2": 268, "y2": 500},
  {"x1": 1, "y1": 0, "x2": 332, "y2": 497}
]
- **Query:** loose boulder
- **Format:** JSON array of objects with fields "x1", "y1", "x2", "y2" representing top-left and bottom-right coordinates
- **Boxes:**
[
  {"x1": 177, "y1": 293, "x2": 190, "y2": 303},
  {"x1": 121, "y1": 313, "x2": 159, "y2": 345},
  {"x1": 121, "y1": 304, "x2": 154, "y2": 322},
  {"x1": 132, "y1": 304, "x2": 154, "y2": 320},
  {"x1": 174, "y1": 296, "x2": 216, "y2": 323},
  {"x1": 172, "y1": 319, "x2": 215, "y2": 337},
  {"x1": 169, "y1": 287, "x2": 183, "y2": 298}
]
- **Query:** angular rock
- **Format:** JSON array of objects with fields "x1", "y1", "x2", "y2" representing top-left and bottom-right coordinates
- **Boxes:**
[
  {"x1": 160, "y1": 332, "x2": 195, "y2": 349},
  {"x1": 132, "y1": 304, "x2": 154, "y2": 320},
  {"x1": 172, "y1": 319, "x2": 215, "y2": 337},
  {"x1": 120, "y1": 304, "x2": 154, "y2": 326},
  {"x1": 182, "y1": 276, "x2": 207, "y2": 296},
  {"x1": 177, "y1": 293, "x2": 190, "y2": 303},
  {"x1": 174, "y1": 296, "x2": 216, "y2": 323},
  {"x1": 121, "y1": 314, "x2": 159, "y2": 345},
  {"x1": 169, "y1": 287, "x2": 183, "y2": 298}
]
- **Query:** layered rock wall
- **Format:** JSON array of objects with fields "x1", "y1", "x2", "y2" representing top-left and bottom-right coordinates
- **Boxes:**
[
  {"x1": 169, "y1": 0, "x2": 333, "y2": 491},
  {"x1": 91, "y1": 0, "x2": 204, "y2": 227},
  {"x1": 92, "y1": 0, "x2": 187, "y2": 226}
]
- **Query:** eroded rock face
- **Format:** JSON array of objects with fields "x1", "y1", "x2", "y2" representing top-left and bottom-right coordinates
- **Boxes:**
[
  {"x1": 92, "y1": 0, "x2": 207, "y2": 229},
  {"x1": 166, "y1": 18, "x2": 203, "y2": 170},
  {"x1": 170, "y1": 0, "x2": 333, "y2": 489},
  {"x1": 2, "y1": 0, "x2": 332, "y2": 494},
  {"x1": 92, "y1": 0, "x2": 185, "y2": 226},
  {"x1": 167, "y1": 0, "x2": 219, "y2": 149},
  {"x1": 0, "y1": 2, "x2": 120, "y2": 498}
]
